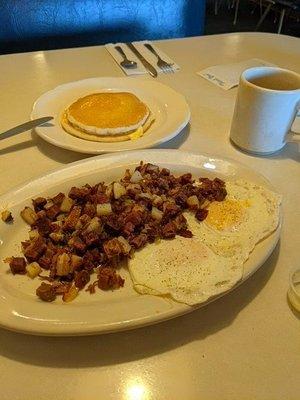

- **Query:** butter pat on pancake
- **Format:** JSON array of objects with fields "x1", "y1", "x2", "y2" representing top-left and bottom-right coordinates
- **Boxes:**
[
  {"x1": 66, "y1": 92, "x2": 150, "y2": 135},
  {"x1": 129, "y1": 236, "x2": 243, "y2": 305}
]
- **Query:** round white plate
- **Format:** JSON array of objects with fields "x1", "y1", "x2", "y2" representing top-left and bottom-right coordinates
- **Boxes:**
[
  {"x1": 0, "y1": 150, "x2": 281, "y2": 336},
  {"x1": 31, "y1": 77, "x2": 190, "y2": 154}
]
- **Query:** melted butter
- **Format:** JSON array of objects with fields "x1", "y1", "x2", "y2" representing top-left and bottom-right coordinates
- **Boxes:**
[{"x1": 129, "y1": 127, "x2": 144, "y2": 140}]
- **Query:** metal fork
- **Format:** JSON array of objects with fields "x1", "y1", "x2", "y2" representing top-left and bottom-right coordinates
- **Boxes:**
[{"x1": 144, "y1": 43, "x2": 174, "y2": 74}]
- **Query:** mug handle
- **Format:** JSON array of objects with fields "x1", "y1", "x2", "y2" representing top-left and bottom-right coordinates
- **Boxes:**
[{"x1": 287, "y1": 106, "x2": 300, "y2": 143}]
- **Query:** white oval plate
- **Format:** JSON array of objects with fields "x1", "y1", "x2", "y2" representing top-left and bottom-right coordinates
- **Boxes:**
[
  {"x1": 0, "y1": 150, "x2": 281, "y2": 336},
  {"x1": 31, "y1": 77, "x2": 190, "y2": 154}
]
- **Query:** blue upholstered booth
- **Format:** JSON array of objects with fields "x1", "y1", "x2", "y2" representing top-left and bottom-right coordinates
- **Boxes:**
[{"x1": 0, "y1": 0, "x2": 205, "y2": 54}]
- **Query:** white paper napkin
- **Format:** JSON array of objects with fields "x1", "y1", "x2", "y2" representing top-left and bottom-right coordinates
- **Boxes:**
[
  {"x1": 105, "y1": 41, "x2": 180, "y2": 76},
  {"x1": 197, "y1": 59, "x2": 276, "y2": 90}
]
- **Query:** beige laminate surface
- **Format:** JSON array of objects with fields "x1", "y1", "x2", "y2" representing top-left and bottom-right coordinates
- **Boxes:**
[{"x1": 0, "y1": 33, "x2": 299, "y2": 400}]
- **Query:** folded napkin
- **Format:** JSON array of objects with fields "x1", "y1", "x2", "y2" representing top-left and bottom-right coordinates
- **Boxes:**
[
  {"x1": 197, "y1": 59, "x2": 276, "y2": 90},
  {"x1": 105, "y1": 41, "x2": 180, "y2": 76}
]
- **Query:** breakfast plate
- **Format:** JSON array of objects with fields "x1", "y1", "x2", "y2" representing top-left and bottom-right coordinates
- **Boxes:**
[
  {"x1": 31, "y1": 77, "x2": 190, "y2": 154},
  {"x1": 0, "y1": 150, "x2": 281, "y2": 336}
]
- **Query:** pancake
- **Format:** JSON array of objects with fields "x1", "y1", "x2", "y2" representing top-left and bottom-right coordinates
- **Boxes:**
[
  {"x1": 61, "y1": 110, "x2": 154, "y2": 142},
  {"x1": 65, "y1": 92, "x2": 150, "y2": 136}
]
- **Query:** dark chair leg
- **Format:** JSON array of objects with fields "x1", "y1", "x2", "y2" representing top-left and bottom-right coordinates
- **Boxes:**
[
  {"x1": 255, "y1": 3, "x2": 272, "y2": 30},
  {"x1": 251, "y1": 3, "x2": 258, "y2": 14},
  {"x1": 215, "y1": 0, "x2": 219, "y2": 15},
  {"x1": 277, "y1": 8, "x2": 286, "y2": 33},
  {"x1": 233, "y1": 0, "x2": 240, "y2": 24}
]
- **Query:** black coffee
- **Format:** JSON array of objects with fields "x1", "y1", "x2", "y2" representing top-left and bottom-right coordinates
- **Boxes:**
[{"x1": 249, "y1": 72, "x2": 300, "y2": 91}]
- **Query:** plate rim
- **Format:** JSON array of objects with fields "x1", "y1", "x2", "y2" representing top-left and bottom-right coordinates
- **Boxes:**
[
  {"x1": 31, "y1": 77, "x2": 191, "y2": 154},
  {"x1": 0, "y1": 149, "x2": 281, "y2": 336}
]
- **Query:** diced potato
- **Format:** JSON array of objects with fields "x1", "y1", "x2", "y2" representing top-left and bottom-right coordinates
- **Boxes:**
[
  {"x1": 187, "y1": 195, "x2": 199, "y2": 208},
  {"x1": 151, "y1": 206, "x2": 163, "y2": 221},
  {"x1": 201, "y1": 200, "x2": 210, "y2": 209},
  {"x1": 26, "y1": 262, "x2": 42, "y2": 279},
  {"x1": 118, "y1": 236, "x2": 132, "y2": 254},
  {"x1": 56, "y1": 214, "x2": 66, "y2": 221},
  {"x1": 43, "y1": 200, "x2": 54, "y2": 210},
  {"x1": 76, "y1": 215, "x2": 91, "y2": 231},
  {"x1": 153, "y1": 195, "x2": 163, "y2": 206},
  {"x1": 49, "y1": 232, "x2": 65, "y2": 243},
  {"x1": 71, "y1": 255, "x2": 82, "y2": 270},
  {"x1": 139, "y1": 192, "x2": 153, "y2": 200},
  {"x1": 105, "y1": 184, "x2": 113, "y2": 199},
  {"x1": 75, "y1": 220, "x2": 83, "y2": 230},
  {"x1": 20, "y1": 207, "x2": 37, "y2": 225},
  {"x1": 68, "y1": 237, "x2": 75, "y2": 246},
  {"x1": 29, "y1": 229, "x2": 39, "y2": 240},
  {"x1": 86, "y1": 217, "x2": 102, "y2": 233},
  {"x1": 56, "y1": 253, "x2": 71, "y2": 276},
  {"x1": 130, "y1": 170, "x2": 143, "y2": 183},
  {"x1": 96, "y1": 203, "x2": 112, "y2": 216},
  {"x1": 60, "y1": 196, "x2": 74, "y2": 213},
  {"x1": 124, "y1": 199, "x2": 134, "y2": 206},
  {"x1": 62, "y1": 285, "x2": 79, "y2": 302},
  {"x1": 1, "y1": 210, "x2": 13, "y2": 223},
  {"x1": 113, "y1": 182, "x2": 126, "y2": 199},
  {"x1": 52, "y1": 220, "x2": 63, "y2": 228}
]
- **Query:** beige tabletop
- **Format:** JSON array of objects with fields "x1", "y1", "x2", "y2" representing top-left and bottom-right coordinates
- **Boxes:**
[{"x1": 0, "y1": 32, "x2": 299, "y2": 400}]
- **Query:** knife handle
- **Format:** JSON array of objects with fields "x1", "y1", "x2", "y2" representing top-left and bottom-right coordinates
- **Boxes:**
[{"x1": 126, "y1": 43, "x2": 157, "y2": 78}]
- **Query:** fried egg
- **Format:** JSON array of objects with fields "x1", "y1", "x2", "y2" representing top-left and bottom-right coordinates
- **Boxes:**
[
  {"x1": 186, "y1": 179, "x2": 281, "y2": 262},
  {"x1": 129, "y1": 236, "x2": 243, "y2": 305},
  {"x1": 62, "y1": 92, "x2": 153, "y2": 141},
  {"x1": 128, "y1": 179, "x2": 281, "y2": 306}
]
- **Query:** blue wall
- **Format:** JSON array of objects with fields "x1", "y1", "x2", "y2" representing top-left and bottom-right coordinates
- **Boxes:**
[{"x1": 0, "y1": 0, "x2": 206, "y2": 54}]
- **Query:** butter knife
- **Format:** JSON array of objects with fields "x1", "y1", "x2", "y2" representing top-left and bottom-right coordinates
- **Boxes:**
[
  {"x1": 126, "y1": 43, "x2": 157, "y2": 78},
  {"x1": 0, "y1": 116, "x2": 53, "y2": 140}
]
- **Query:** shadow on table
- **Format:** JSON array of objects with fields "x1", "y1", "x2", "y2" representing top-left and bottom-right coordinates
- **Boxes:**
[
  {"x1": 0, "y1": 131, "x2": 86, "y2": 164},
  {"x1": 287, "y1": 299, "x2": 300, "y2": 320},
  {"x1": 0, "y1": 241, "x2": 280, "y2": 369},
  {"x1": 32, "y1": 131, "x2": 89, "y2": 164},
  {"x1": 229, "y1": 140, "x2": 300, "y2": 162},
  {"x1": 34, "y1": 123, "x2": 190, "y2": 162},
  {"x1": 0, "y1": 139, "x2": 36, "y2": 156}
]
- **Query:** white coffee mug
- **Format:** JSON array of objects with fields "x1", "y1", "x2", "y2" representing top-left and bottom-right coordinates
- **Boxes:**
[{"x1": 230, "y1": 67, "x2": 300, "y2": 155}]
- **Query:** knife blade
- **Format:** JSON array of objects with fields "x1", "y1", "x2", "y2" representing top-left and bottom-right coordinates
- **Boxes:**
[
  {"x1": 0, "y1": 116, "x2": 53, "y2": 140},
  {"x1": 126, "y1": 43, "x2": 158, "y2": 78}
]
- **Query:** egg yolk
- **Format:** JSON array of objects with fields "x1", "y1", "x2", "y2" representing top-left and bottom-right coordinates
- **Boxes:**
[{"x1": 206, "y1": 199, "x2": 250, "y2": 231}]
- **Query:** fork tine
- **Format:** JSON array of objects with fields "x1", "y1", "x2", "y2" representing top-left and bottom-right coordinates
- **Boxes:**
[
  {"x1": 159, "y1": 64, "x2": 168, "y2": 74},
  {"x1": 164, "y1": 64, "x2": 173, "y2": 74},
  {"x1": 167, "y1": 64, "x2": 174, "y2": 73},
  {"x1": 159, "y1": 61, "x2": 174, "y2": 74}
]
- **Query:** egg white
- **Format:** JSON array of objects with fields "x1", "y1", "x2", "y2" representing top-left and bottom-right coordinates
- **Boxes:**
[
  {"x1": 186, "y1": 179, "x2": 281, "y2": 262},
  {"x1": 129, "y1": 236, "x2": 244, "y2": 305}
]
